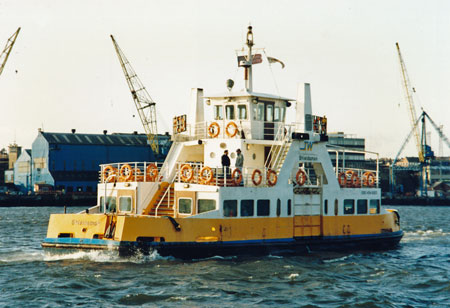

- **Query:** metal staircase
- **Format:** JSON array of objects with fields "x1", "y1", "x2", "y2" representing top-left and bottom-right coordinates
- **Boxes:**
[
  {"x1": 265, "y1": 125, "x2": 292, "y2": 174},
  {"x1": 149, "y1": 183, "x2": 175, "y2": 217}
]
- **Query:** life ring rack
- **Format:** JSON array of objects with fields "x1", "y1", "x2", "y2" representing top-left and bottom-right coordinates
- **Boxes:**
[
  {"x1": 225, "y1": 121, "x2": 238, "y2": 138},
  {"x1": 208, "y1": 122, "x2": 220, "y2": 138},
  {"x1": 232, "y1": 168, "x2": 242, "y2": 186},
  {"x1": 296, "y1": 169, "x2": 307, "y2": 186},
  {"x1": 180, "y1": 164, "x2": 194, "y2": 182}
]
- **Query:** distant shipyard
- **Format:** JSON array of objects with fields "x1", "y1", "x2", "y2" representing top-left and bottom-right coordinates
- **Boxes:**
[{"x1": 1, "y1": 27, "x2": 449, "y2": 206}]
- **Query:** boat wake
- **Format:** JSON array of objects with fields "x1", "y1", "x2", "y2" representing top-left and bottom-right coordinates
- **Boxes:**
[
  {"x1": 42, "y1": 249, "x2": 172, "y2": 263},
  {"x1": 403, "y1": 229, "x2": 450, "y2": 242}
]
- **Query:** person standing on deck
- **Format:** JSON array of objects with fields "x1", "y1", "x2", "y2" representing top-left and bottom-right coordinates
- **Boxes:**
[
  {"x1": 235, "y1": 149, "x2": 244, "y2": 171},
  {"x1": 221, "y1": 150, "x2": 230, "y2": 178}
]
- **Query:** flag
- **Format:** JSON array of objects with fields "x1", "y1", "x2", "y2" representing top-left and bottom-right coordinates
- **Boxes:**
[
  {"x1": 267, "y1": 56, "x2": 285, "y2": 69},
  {"x1": 237, "y1": 54, "x2": 263, "y2": 67}
]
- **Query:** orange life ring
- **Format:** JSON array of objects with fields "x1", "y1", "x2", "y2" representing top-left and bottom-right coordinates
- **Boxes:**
[
  {"x1": 119, "y1": 164, "x2": 134, "y2": 182},
  {"x1": 232, "y1": 168, "x2": 242, "y2": 186},
  {"x1": 179, "y1": 116, "x2": 186, "y2": 133},
  {"x1": 225, "y1": 121, "x2": 238, "y2": 138},
  {"x1": 252, "y1": 169, "x2": 262, "y2": 186},
  {"x1": 146, "y1": 163, "x2": 158, "y2": 182},
  {"x1": 296, "y1": 169, "x2": 307, "y2": 186},
  {"x1": 208, "y1": 122, "x2": 220, "y2": 138},
  {"x1": 345, "y1": 170, "x2": 355, "y2": 187},
  {"x1": 338, "y1": 172, "x2": 346, "y2": 186},
  {"x1": 199, "y1": 166, "x2": 214, "y2": 184},
  {"x1": 180, "y1": 164, "x2": 194, "y2": 182},
  {"x1": 267, "y1": 169, "x2": 277, "y2": 186},
  {"x1": 363, "y1": 171, "x2": 375, "y2": 187},
  {"x1": 102, "y1": 165, "x2": 117, "y2": 183}
]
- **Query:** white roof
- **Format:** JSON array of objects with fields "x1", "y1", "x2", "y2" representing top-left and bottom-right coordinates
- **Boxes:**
[{"x1": 204, "y1": 90, "x2": 294, "y2": 101}]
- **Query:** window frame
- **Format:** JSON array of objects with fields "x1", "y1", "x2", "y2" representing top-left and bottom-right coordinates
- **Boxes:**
[
  {"x1": 238, "y1": 104, "x2": 247, "y2": 120},
  {"x1": 357, "y1": 199, "x2": 368, "y2": 214},
  {"x1": 224, "y1": 200, "x2": 238, "y2": 217},
  {"x1": 240, "y1": 199, "x2": 254, "y2": 217},
  {"x1": 197, "y1": 199, "x2": 216, "y2": 214},
  {"x1": 214, "y1": 105, "x2": 224, "y2": 120},
  {"x1": 225, "y1": 105, "x2": 235, "y2": 120},
  {"x1": 119, "y1": 196, "x2": 132, "y2": 213},
  {"x1": 257, "y1": 199, "x2": 270, "y2": 216},
  {"x1": 178, "y1": 198, "x2": 193, "y2": 214},
  {"x1": 343, "y1": 199, "x2": 355, "y2": 215}
]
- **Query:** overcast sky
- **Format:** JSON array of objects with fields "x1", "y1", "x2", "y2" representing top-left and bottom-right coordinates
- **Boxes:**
[{"x1": 1, "y1": 0, "x2": 449, "y2": 158}]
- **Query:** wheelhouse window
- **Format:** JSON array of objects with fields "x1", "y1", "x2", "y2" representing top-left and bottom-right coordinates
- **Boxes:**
[
  {"x1": 343, "y1": 199, "x2": 355, "y2": 215},
  {"x1": 257, "y1": 104, "x2": 264, "y2": 121},
  {"x1": 238, "y1": 105, "x2": 247, "y2": 120},
  {"x1": 274, "y1": 106, "x2": 281, "y2": 121},
  {"x1": 119, "y1": 196, "x2": 132, "y2": 212},
  {"x1": 257, "y1": 199, "x2": 270, "y2": 216},
  {"x1": 225, "y1": 105, "x2": 235, "y2": 120},
  {"x1": 253, "y1": 104, "x2": 258, "y2": 120},
  {"x1": 214, "y1": 105, "x2": 223, "y2": 120},
  {"x1": 179, "y1": 198, "x2": 192, "y2": 214},
  {"x1": 281, "y1": 107, "x2": 286, "y2": 122},
  {"x1": 198, "y1": 199, "x2": 216, "y2": 214},
  {"x1": 357, "y1": 200, "x2": 368, "y2": 214},
  {"x1": 224, "y1": 200, "x2": 237, "y2": 217},
  {"x1": 240, "y1": 199, "x2": 254, "y2": 217},
  {"x1": 100, "y1": 196, "x2": 116, "y2": 213},
  {"x1": 266, "y1": 105, "x2": 274, "y2": 122},
  {"x1": 369, "y1": 200, "x2": 380, "y2": 214}
]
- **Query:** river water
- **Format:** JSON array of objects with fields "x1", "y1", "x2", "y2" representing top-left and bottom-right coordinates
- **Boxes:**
[{"x1": 0, "y1": 206, "x2": 449, "y2": 307}]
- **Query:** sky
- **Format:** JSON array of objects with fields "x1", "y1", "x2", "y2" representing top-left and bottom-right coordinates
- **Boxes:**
[{"x1": 1, "y1": 0, "x2": 449, "y2": 158}]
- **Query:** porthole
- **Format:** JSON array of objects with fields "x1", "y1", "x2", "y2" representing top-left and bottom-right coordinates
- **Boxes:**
[
  {"x1": 230, "y1": 152, "x2": 236, "y2": 159},
  {"x1": 210, "y1": 152, "x2": 215, "y2": 158},
  {"x1": 252, "y1": 153, "x2": 256, "y2": 160},
  {"x1": 220, "y1": 143, "x2": 227, "y2": 149}
]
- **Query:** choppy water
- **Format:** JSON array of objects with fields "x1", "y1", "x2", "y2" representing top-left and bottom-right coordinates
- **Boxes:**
[{"x1": 1, "y1": 206, "x2": 449, "y2": 307}]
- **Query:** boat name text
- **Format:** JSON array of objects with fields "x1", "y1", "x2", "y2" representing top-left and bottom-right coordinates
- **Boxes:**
[
  {"x1": 299, "y1": 155, "x2": 318, "y2": 161},
  {"x1": 72, "y1": 220, "x2": 99, "y2": 227}
]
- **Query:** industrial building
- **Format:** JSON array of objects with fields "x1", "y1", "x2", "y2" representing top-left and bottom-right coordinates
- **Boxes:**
[
  {"x1": 327, "y1": 132, "x2": 367, "y2": 169},
  {"x1": 13, "y1": 149, "x2": 32, "y2": 193},
  {"x1": 27, "y1": 129, "x2": 171, "y2": 193}
]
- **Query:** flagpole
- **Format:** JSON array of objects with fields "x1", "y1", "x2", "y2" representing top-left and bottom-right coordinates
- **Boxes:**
[{"x1": 245, "y1": 26, "x2": 254, "y2": 92}]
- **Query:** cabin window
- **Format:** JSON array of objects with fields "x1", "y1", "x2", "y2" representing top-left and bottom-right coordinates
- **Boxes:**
[
  {"x1": 257, "y1": 199, "x2": 270, "y2": 216},
  {"x1": 274, "y1": 106, "x2": 281, "y2": 121},
  {"x1": 324, "y1": 199, "x2": 328, "y2": 215},
  {"x1": 357, "y1": 200, "x2": 368, "y2": 214},
  {"x1": 214, "y1": 105, "x2": 223, "y2": 120},
  {"x1": 119, "y1": 196, "x2": 132, "y2": 212},
  {"x1": 241, "y1": 199, "x2": 254, "y2": 217},
  {"x1": 238, "y1": 105, "x2": 247, "y2": 120},
  {"x1": 257, "y1": 104, "x2": 264, "y2": 121},
  {"x1": 266, "y1": 105, "x2": 274, "y2": 122},
  {"x1": 334, "y1": 199, "x2": 339, "y2": 215},
  {"x1": 225, "y1": 105, "x2": 235, "y2": 120},
  {"x1": 369, "y1": 200, "x2": 380, "y2": 214},
  {"x1": 224, "y1": 200, "x2": 237, "y2": 217},
  {"x1": 287, "y1": 199, "x2": 292, "y2": 216},
  {"x1": 343, "y1": 199, "x2": 355, "y2": 215},
  {"x1": 179, "y1": 198, "x2": 192, "y2": 214},
  {"x1": 198, "y1": 199, "x2": 216, "y2": 214},
  {"x1": 100, "y1": 196, "x2": 116, "y2": 213},
  {"x1": 276, "y1": 199, "x2": 281, "y2": 217}
]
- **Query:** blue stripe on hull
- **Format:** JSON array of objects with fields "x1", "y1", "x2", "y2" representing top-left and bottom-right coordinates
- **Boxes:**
[{"x1": 42, "y1": 231, "x2": 403, "y2": 259}]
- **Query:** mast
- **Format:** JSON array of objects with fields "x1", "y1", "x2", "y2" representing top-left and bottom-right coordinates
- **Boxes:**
[{"x1": 244, "y1": 26, "x2": 254, "y2": 92}]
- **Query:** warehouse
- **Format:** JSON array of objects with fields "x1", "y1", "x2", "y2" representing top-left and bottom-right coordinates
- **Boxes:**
[{"x1": 31, "y1": 129, "x2": 171, "y2": 193}]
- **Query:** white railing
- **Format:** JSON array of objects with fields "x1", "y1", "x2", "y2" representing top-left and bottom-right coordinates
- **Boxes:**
[{"x1": 175, "y1": 162, "x2": 279, "y2": 188}]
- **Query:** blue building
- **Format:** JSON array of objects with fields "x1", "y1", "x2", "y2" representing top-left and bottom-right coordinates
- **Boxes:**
[
  {"x1": 31, "y1": 130, "x2": 171, "y2": 193},
  {"x1": 14, "y1": 149, "x2": 32, "y2": 193}
]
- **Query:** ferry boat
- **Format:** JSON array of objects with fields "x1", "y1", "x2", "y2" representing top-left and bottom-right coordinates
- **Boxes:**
[{"x1": 42, "y1": 27, "x2": 403, "y2": 259}]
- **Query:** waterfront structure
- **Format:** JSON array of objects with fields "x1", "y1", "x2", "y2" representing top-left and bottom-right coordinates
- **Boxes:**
[
  {"x1": 31, "y1": 130, "x2": 171, "y2": 193},
  {"x1": 327, "y1": 132, "x2": 366, "y2": 169},
  {"x1": 14, "y1": 149, "x2": 32, "y2": 193}
]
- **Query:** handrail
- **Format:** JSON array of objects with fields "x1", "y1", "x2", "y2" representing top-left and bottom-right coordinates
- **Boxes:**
[{"x1": 155, "y1": 183, "x2": 172, "y2": 216}]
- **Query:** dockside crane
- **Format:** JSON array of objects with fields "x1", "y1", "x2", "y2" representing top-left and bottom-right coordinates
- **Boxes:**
[
  {"x1": 392, "y1": 43, "x2": 438, "y2": 197},
  {"x1": 0, "y1": 27, "x2": 20, "y2": 77},
  {"x1": 110, "y1": 35, "x2": 159, "y2": 155}
]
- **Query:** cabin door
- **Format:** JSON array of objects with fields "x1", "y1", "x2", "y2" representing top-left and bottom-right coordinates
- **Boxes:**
[
  {"x1": 263, "y1": 101, "x2": 274, "y2": 140},
  {"x1": 293, "y1": 194, "x2": 322, "y2": 237}
]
